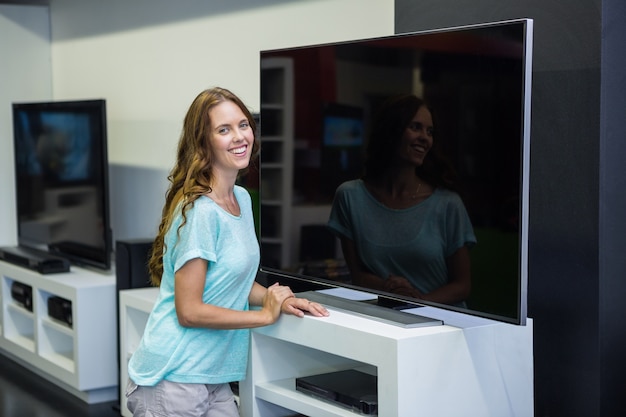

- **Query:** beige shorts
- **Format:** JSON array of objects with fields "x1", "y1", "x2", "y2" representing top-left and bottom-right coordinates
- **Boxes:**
[{"x1": 126, "y1": 378, "x2": 239, "y2": 417}]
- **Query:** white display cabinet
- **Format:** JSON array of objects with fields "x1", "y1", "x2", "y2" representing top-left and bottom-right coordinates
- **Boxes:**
[
  {"x1": 241, "y1": 306, "x2": 534, "y2": 417},
  {"x1": 119, "y1": 287, "x2": 533, "y2": 417},
  {"x1": 0, "y1": 260, "x2": 118, "y2": 404},
  {"x1": 118, "y1": 287, "x2": 159, "y2": 417}
]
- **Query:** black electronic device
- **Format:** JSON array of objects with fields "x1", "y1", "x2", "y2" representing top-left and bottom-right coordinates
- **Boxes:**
[
  {"x1": 0, "y1": 246, "x2": 70, "y2": 274},
  {"x1": 10, "y1": 281, "x2": 33, "y2": 311},
  {"x1": 297, "y1": 290, "x2": 442, "y2": 328},
  {"x1": 296, "y1": 369, "x2": 378, "y2": 415},
  {"x1": 114, "y1": 238, "x2": 154, "y2": 394},
  {"x1": 12, "y1": 99, "x2": 112, "y2": 270},
  {"x1": 115, "y1": 239, "x2": 153, "y2": 292},
  {"x1": 47, "y1": 296, "x2": 72, "y2": 327}
]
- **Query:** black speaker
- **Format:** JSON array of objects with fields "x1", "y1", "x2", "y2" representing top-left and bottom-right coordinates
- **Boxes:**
[
  {"x1": 11, "y1": 281, "x2": 33, "y2": 311},
  {"x1": 115, "y1": 238, "x2": 154, "y2": 390},
  {"x1": 48, "y1": 296, "x2": 72, "y2": 327},
  {"x1": 115, "y1": 239, "x2": 154, "y2": 292}
]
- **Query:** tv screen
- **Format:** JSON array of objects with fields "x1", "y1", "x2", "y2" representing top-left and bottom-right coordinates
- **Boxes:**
[
  {"x1": 258, "y1": 19, "x2": 532, "y2": 325},
  {"x1": 322, "y1": 103, "x2": 364, "y2": 147},
  {"x1": 12, "y1": 99, "x2": 112, "y2": 270}
]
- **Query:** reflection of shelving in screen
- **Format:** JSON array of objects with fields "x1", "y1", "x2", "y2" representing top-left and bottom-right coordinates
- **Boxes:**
[
  {"x1": 260, "y1": 205, "x2": 281, "y2": 238},
  {"x1": 19, "y1": 186, "x2": 101, "y2": 248}
]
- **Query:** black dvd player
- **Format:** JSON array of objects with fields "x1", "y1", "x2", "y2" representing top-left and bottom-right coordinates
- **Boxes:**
[
  {"x1": 0, "y1": 246, "x2": 70, "y2": 274},
  {"x1": 296, "y1": 369, "x2": 378, "y2": 415}
]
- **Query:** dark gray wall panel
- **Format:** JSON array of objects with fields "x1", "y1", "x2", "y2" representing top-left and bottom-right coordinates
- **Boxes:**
[
  {"x1": 599, "y1": 0, "x2": 626, "y2": 414},
  {"x1": 396, "y1": 0, "x2": 626, "y2": 416}
]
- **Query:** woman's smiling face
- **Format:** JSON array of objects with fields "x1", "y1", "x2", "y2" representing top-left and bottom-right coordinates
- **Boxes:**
[
  {"x1": 395, "y1": 105, "x2": 434, "y2": 167},
  {"x1": 208, "y1": 100, "x2": 254, "y2": 175}
]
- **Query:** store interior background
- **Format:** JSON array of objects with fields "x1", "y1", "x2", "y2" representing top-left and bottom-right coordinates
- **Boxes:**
[{"x1": 1, "y1": 0, "x2": 625, "y2": 416}]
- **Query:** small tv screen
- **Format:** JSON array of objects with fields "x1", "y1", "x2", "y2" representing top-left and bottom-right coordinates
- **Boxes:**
[
  {"x1": 12, "y1": 99, "x2": 112, "y2": 270},
  {"x1": 258, "y1": 19, "x2": 532, "y2": 325},
  {"x1": 322, "y1": 103, "x2": 364, "y2": 147},
  {"x1": 322, "y1": 116, "x2": 363, "y2": 147},
  {"x1": 321, "y1": 103, "x2": 366, "y2": 197}
]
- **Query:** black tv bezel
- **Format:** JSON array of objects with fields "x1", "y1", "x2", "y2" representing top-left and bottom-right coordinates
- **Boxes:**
[
  {"x1": 258, "y1": 18, "x2": 533, "y2": 326},
  {"x1": 11, "y1": 99, "x2": 113, "y2": 270}
]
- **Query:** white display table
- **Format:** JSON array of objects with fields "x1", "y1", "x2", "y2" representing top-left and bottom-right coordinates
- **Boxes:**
[
  {"x1": 0, "y1": 260, "x2": 118, "y2": 403},
  {"x1": 118, "y1": 287, "x2": 160, "y2": 417},
  {"x1": 119, "y1": 287, "x2": 533, "y2": 417},
  {"x1": 240, "y1": 295, "x2": 533, "y2": 417}
]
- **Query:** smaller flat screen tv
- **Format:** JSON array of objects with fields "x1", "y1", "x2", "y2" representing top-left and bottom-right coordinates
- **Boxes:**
[
  {"x1": 322, "y1": 103, "x2": 364, "y2": 147},
  {"x1": 12, "y1": 99, "x2": 112, "y2": 270}
]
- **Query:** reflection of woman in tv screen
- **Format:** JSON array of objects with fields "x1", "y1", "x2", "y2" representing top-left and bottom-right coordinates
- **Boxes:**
[{"x1": 328, "y1": 94, "x2": 476, "y2": 306}]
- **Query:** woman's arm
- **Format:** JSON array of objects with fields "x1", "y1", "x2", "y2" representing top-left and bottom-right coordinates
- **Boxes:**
[
  {"x1": 251, "y1": 280, "x2": 329, "y2": 318},
  {"x1": 342, "y1": 235, "x2": 471, "y2": 305},
  {"x1": 248, "y1": 281, "x2": 272, "y2": 306},
  {"x1": 174, "y1": 258, "x2": 293, "y2": 329},
  {"x1": 419, "y1": 245, "x2": 471, "y2": 305},
  {"x1": 340, "y1": 236, "x2": 388, "y2": 291}
]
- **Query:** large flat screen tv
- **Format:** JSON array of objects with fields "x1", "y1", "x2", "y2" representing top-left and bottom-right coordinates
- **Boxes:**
[
  {"x1": 12, "y1": 99, "x2": 112, "y2": 270},
  {"x1": 258, "y1": 19, "x2": 532, "y2": 325}
]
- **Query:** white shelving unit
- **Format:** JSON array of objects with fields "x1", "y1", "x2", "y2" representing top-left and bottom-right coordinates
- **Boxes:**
[
  {"x1": 241, "y1": 307, "x2": 534, "y2": 417},
  {"x1": 0, "y1": 260, "x2": 118, "y2": 403},
  {"x1": 259, "y1": 57, "x2": 294, "y2": 270},
  {"x1": 119, "y1": 287, "x2": 533, "y2": 417},
  {"x1": 118, "y1": 287, "x2": 159, "y2": 417}
]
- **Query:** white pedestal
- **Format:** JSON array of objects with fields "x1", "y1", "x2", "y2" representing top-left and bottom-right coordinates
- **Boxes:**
[
  {"x1": 0, "y1": 260, "x2": 118, "y2": 403},
  {"x1": 118, "y1": 287, "x2": 160, "y2": 417},
  {"x1": 118, "y1": 287, "x2": 533, "y2": 417},
  {"x1": 240, "y1": 305, "x2": 533, "y2": 417}
]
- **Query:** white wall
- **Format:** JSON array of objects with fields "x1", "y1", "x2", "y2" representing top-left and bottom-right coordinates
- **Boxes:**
[
  {"x1": 0, "y1": 4, "x2": 52, "y2": 246},
  {"x1": 49, "y1": 0, "x2": 395, "y2": 169},
  {"x1": 1, "y1": 0, "x2": 393, "y2": 245}
]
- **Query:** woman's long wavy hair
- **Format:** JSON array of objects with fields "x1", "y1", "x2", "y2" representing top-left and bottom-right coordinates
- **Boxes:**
[
  {"x1": 363, "y1": 94, "x2": 456, "y2": 190},
  {"x1": 148, "y1": 87, "x2": 259, "y2": 286}
]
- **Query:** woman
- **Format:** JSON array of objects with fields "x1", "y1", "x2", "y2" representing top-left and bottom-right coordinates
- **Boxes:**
[
  {"x1": 126, "y1": 87, "x2": 328, "y2": 417},
  {"x1": 328, "y1": 94, "x2": 476, "y2": 306}
]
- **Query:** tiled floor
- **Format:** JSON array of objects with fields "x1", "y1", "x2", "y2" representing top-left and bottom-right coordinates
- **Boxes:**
[{"x1": 0, "y1": 356, "x2": 121, "y2": 417}]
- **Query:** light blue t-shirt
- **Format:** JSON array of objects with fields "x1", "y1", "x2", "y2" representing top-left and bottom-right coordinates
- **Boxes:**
[
  {"x1": 327, "y1": 179, "x2": 476, "y2": 296},
  {"x1": 128, "y1": 185, "x2": 260, "y2": 386}
]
